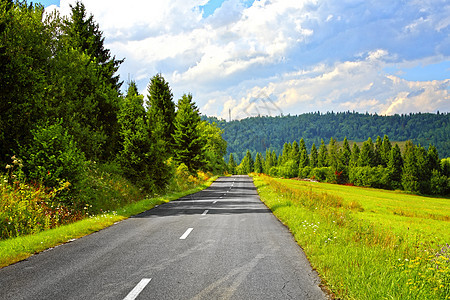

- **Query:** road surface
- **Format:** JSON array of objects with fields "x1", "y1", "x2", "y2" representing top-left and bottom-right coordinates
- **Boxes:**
[{"x1": 0, "y1": 175, "x2": 327, "y2": 299}]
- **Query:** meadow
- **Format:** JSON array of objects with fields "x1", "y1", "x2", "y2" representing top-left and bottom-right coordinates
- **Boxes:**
[{"x1": 253, "y1": 174, "x2": 449, "y2": 299}]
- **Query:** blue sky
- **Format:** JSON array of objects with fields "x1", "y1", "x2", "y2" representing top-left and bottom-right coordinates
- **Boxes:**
[{"x1": 41, "y1": 0, "x2": 449, "y2": 119}]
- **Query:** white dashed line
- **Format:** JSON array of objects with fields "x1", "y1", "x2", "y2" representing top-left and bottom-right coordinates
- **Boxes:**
[
  {"x1": 202, "y1": 210, "x2": 209, "y2": 216},
  {"x1": 123, "y1": 278, "x2": 152, "y2": 300},
  {"x1": 180, "y1": 228, "x2": 194, "y2": 240}
]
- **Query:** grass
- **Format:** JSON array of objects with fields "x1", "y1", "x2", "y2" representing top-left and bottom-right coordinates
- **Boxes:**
[
  {"x1": 0, "y1": 176, "x2": 217, "y2": 268},
  {"x1": 253, "y1": 174, "x2": 449, "y2": 299}
]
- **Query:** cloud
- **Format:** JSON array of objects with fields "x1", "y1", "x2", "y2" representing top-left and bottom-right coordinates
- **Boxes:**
[{"x1": 47, "y1": 0, "x2": 449, "y2": 119}]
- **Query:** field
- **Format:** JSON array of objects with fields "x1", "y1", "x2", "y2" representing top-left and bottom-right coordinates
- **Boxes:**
[{"x1": 253, "y1": 174, "x2": 449, "y2": 299}]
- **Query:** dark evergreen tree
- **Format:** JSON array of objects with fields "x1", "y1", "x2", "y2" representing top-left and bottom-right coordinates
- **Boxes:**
[
  {"x1": 228, "y1": 153, "x2": 237, "y2": 175},
  {"x1": 254, "y1": 153, "x2": 263, "y2": 173},
  {"x1": 341, "y1": 137, "x2": 351, "y2": 166},
  {"x1": 327, "y1": 137, "x2": 340, "y2": 171},
  {"x1": 299, "y1": 148, "x2": 309, "y2": 169},
  {"x1": 291, "y1": 141, "x2": 300, "y2": 166},
  {"x1": 402, "y1": 140, "x2": 419, "y2": 192},
  {"x1": 374, "y1": 136, "x2": 383, "y2": 166},
  {"x1": 349, "y1": 143, "x2": 360, "y2": 168},
  {"x1": 358, "y1": 137, "x2": 375, "y2": 167},
  {"x1": 310, "y1": 143, "x2": 318, "y2": 168},
  {"x1": 146, "y1": 73, "x2": 176, "y2": 158},
  {"x1": 318, "y1": 139, "x2": 328, "y2": 167},
  {"x1": 387, "y1": 143, "x2": 403, "y2": 187},
  {"x1": 264, "y1": 149, "x2": 273, "y2": 174},
  {"x1": 381, "y1": 135, "x2": 392, "y2": 167},
  {"x1": 172, "y1": 94, "x2": 204, "y2": 173}
]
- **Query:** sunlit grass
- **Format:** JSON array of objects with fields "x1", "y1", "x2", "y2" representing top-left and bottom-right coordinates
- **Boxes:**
[{"x1": 253, "y1": 174, "x2": 449, "y2": 299}]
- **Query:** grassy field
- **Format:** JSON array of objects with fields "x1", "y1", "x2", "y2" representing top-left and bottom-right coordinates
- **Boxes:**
[{"x1": 253, "y1": 174, "x2": 449, "y2": 299}]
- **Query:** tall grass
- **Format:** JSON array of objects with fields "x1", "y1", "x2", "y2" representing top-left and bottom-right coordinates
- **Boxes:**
[{"x1": 254, "y1": 174, "x2": 449, "y2": 299}]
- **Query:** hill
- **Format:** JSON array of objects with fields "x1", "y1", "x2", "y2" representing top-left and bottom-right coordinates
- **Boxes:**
[{"x1": 202, "y1": 112, "x2": 450, "y2": 161}]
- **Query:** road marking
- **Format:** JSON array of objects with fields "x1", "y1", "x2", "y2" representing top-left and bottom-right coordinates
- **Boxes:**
[
  {"x1": 213, "y1": 200, "x2": 218, "y2": 203},
  {"x1": 123, "y1": 278, "x2": 152, "y2": 300},
  {"x1": 202, "y1": 210, "x2": 209, "y2": 216},
  {"x1": 180, "y1": 228, "x2": 194, "y2": 240}
]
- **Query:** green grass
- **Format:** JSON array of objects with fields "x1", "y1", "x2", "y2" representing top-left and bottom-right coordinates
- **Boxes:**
[
  {"x1": 0, "y1": 176, "x2": 217, "y2": 268},
  {"x1": 253, "y1": 174, "x2": 449, "y2": 299}
]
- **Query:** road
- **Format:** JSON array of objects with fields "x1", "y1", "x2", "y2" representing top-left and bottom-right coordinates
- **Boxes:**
[{"x1": 0, "y1": 175, "x2": 327, "y2": 300}]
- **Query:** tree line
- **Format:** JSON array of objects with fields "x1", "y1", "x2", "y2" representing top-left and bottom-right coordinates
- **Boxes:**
[
  {"x1": 0, "y1": 1, "x2": 227, "y2": 209},
  {"x1": 228, "y1": 136, "x2": 450, "y2": 195},
  {"x1": 203, "y1": 111, "x2": 450, "y2": 161}
]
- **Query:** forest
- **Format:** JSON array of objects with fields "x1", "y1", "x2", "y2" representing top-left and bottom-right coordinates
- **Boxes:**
[
  {"x1": 227, "y1": 136, "x2": 450, "y2": 195},
  {"x1": 203, "y1": 111, "x2": 450, "y2": 162},
  {"x1": 0, "y1": 1, "x2": 226, "y2": 238}
]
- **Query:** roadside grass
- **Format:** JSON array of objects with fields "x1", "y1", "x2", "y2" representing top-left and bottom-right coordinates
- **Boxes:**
[
  {"x1": 253, "y1": 174, "x2": 449, "y2": 300},
  {"x1": 0, "y1": 176, "x2": 217, "y2": 268}
]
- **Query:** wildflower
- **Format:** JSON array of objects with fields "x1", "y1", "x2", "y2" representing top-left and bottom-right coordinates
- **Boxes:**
[{"x1": 5, "y1": 164, "x2": 12, "y2": 169}]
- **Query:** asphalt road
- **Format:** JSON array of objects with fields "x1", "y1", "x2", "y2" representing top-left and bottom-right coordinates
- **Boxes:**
[{"x1": 0, "y1": 175, "x2": 327, "y2": 300}]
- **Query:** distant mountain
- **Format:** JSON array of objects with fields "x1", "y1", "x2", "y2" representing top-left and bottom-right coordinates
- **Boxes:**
[{"x1": 202, "y1": 112, "x2": 450, "y2": 162}]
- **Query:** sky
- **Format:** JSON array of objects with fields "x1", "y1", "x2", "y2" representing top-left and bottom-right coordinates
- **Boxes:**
[{"x1": 37, "y1": 0, "x2": 449, "y2": 120}]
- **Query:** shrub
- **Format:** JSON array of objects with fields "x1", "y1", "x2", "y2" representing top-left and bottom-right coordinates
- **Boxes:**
[{"x1": 21, "y1": 122, "x2": 86, "y2": 195}]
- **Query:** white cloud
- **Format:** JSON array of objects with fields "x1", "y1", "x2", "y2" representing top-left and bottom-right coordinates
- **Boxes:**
[{"x1": 46, "y1": 0, "x2": 449, "y2": 119}]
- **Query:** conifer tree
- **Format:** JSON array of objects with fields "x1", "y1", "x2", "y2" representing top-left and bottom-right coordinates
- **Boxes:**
[
  {"x1": 271, "y1": 150, "x2": 278, "y2": 167},
  {"x1": 172, "y1": 94, "x2": 204, "y2": 173},
  {"x1": 402, "y1": 140, "x2": 419, "y2": 192},
  {"x1": 327, "y1": 137, "x2": 340, "y2": 170},
  {"x1": 254, "y1": 153, "x2": 263, "y2": 173},
  {"x1": 349, "y1": 143, "x2": 360, "y2": 168},
  {"x1": 381, "y1": 135, "x2": 392, "y2": 167},
  {"x1": 146, "y1": 73, "x2": 176, "y2": 158},
  {"x1": 239, "y1": 150, "x2": 254, "y2": 174},
  {"x1": 265, "y1": 149, "x2": 273, "y2": 173},
  {"x1": 291, "y1": 141, "x2": 300, "y2": 166},
  {"x1": 388, "y1": 143, "x2": 403, "y2": 188},
  {"x1": 341, "y1": 137, "x2": 351, "y2": 166},
  {"x1": 228, "y1": 154, "x2": 237, "y2": 175},
  {"x1": 299, "y1": 149, "x2": 309, "y2": 168},
  {"x1": 310, "y1": 143, "x2": 318, "y2": 168},
  {"x1": 427, "y1": 145, "x2": 441, "y2": 172},
  {"x1": 318, "y1": 139, "x2": 328, "y2": 167},
  {"x1": 358, "y1": 137, "x2": 375, "y2": 167},
  {"x1": 374, "y1": 136, "x2": 383, "y2": 166}
]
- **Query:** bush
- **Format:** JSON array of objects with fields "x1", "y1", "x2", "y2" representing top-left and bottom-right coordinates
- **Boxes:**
[
  {"x1": 299, "y1": 166, "x2": 311, "y2": 178},
  {"x1": 349, "y1": 166, "x2": 392, "y2": 189},
  {"x1": 21, "y1": 122, "x2": 86, "y2": 205},
  {"x1": 309, "y1": 167, "x2": 332, "y2": 182}
]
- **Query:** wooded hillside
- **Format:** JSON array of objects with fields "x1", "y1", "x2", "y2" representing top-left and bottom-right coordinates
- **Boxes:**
[{"x1": 203, "y1": 112, "x2": 449, "y2": 161}]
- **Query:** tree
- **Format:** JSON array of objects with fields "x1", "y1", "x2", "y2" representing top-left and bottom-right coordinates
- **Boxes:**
[
  {"x1": 310, "y1": 143, "x2": 318, "y2": 168},
  {"x1": 381, "y1": 135, "x2": 392, "y2": 167},
  {"x1": 387, "y1": 143, "x2": 403, "y2": 188},
  {"x1": 198, "y1": 121, "x2": 227, "y2": 173},
  {"x1": 265, "y1": 149, "x2": 273, "y2": 174},
  {"x1": 146, "y1": 73, "x2": 176, "y2": 158},
  {"x1": 358, "y1": 137, "x2": 375, "y2": 167},
  {"x1": 291, "y1": 141, "x2": 300, "y2": 166},
  {"x1": 62, "y1": 1, "x2": 123, "y2": 91},
  {"x1": 117, "y1": 81, "x2": 168, "y2": 191},
  {"x1": 402, "y1": 140, "x2": 419, "y2": 192},
  {"x1": 341, "y1": 137, "x2": 351, "y2": 166},
  {"x1": 228, "y1": 154, "x2": 237, "y2": 175},
  {"x1": 349, "y1": 143, "x2": 360, "y2": 168},
  {"x1": 172, "y1": 94, "x2": 204, "y2": 173},
  {"x1": 318, "y1": 139, "x2": 328, "y2": 167},
  {"x1": 374, "y1": 136, "x2": 383, "y2": 166},
  {"x1": 0, "y1": 2, "x2": 51, "y2": 161},
  {"x1": 239, "y1": 150, "x2": 254, "y2": 174},
  {"x1": 327, "y1": 137, "x2": 340, "y2": 170},
  {"x1": 254, "y1": 153, "x2": 263, "y2": 173}
]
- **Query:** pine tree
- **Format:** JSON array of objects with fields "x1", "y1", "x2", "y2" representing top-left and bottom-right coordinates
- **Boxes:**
[
  {"x1": 381, "y1": 135, "x2": 392, "y2": 167},
  {"x1": 172, "y1": 94, "x2": 204, "y2": 173},
  {"x1": 146, "y1": 73, "x2": 176, "y2": 158},
  {"x1": 318, "y1": 139, "x2": 328, "y2": 167},
  {"x1": 228, "y1": 154, "x2": 237, "y2": 175},
  {"x1": 402, "y1": 140, "x2": 419, "y2": 192},
  {"x1": 310, "y1": 143, "x2": 318, "y2": 168},
  {"x1": 341, "y1": 137, "x2": 351, "y2": 166},
  {"x1": 327, "y1": 137, "x2": 339, "y2": 170},
  {"x1": 374, "y1": 136, "x2": 383, "y2": 166},
  {"x1": 254, "y1": 153, "x2": 263, "y2": 173},
  {"x1": 291, "y1": 141, "x2": 300, "y2": 166},
  {"x1": 349, "y1": 143, "x2": 360, "y2": 168},
  {"x1": 239, "y1": 150, "x2": 254, "y2": 174},
  {"x1": 265, "y1": 149, "x2": 273, "y2": 173},
  {"x1": 358, "y1": 137, "x2": 375, "y2": 167},
  {"x1": 387, "y1": 143, "x2": 403, "y2": 188},
  {"x1": 299, "y1": 148, "x2": 309, "y2": 168}
]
